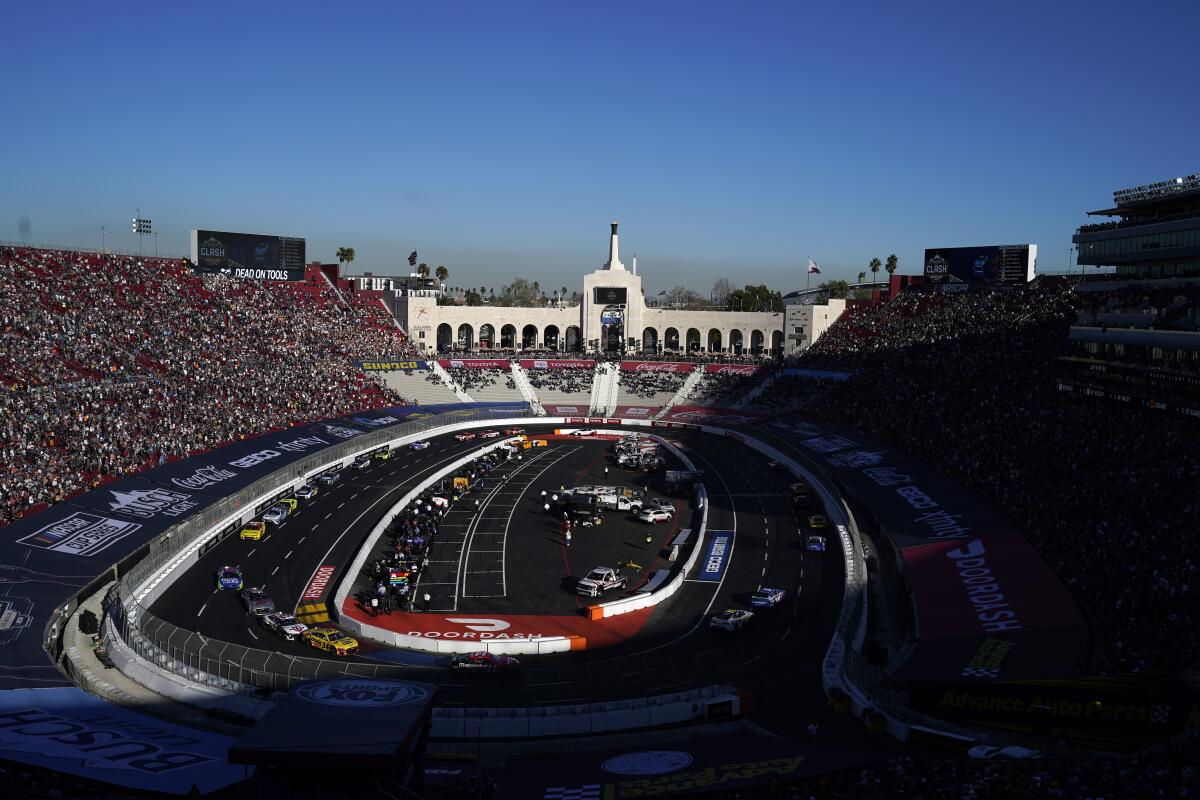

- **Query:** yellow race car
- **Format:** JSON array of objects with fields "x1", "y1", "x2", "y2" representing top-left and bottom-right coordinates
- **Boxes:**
[
  {"x1": 303, "y1": 627, "x2": 359, "y2": 656},
  {"x1": 808, "y1": 514, "x2": 828, "y2": 529},
  {"x1": 239, "y1": 521, "x2": 267, "y2": 541},
  {"x1": 374, "y1": 448, "x2": 393, "y2": 461},
  {"x1": 278, "y1": 498, "x2": 298, "y2": 514}
]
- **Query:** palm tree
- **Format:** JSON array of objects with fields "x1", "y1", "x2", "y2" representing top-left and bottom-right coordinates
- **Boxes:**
[
  {"x1": 560, "y1": 286, "x2": 568, "y2": 304},
  {"x1": 869, "y1": 257, "x2": 882, "y2": 285},
  {"x1": 885, "y1": 253, "x2": 898, "y2": 279},
  {"x1": 336, "y1": 246, "x2": 356, "y2": 273},
  {"x1": 417, "y1": 263, "x2": 430, "y2": 279}
]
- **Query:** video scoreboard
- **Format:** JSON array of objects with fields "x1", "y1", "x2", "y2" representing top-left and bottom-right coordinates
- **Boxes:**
[
  {"x1": 923, "y1": 244, "x2": 1037, "y2": 292},
  {"x1": 189, "y1": 229, "x2": 307, "y2": 281}
]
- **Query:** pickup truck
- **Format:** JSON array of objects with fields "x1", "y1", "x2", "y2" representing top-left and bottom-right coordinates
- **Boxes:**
[
  {"x1": 595, "y1": 494, "x2": 643, "y2": 512},
  {"x1": 576, "y1": 567, "x2": 628, "y2": 597}
]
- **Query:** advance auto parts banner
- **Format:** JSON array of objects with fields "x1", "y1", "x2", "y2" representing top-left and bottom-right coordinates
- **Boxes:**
[
  {"x1": 620, "y1": 361, "x2": 694, "y2": 374},
  {"x1": 0, "y1": 687, "x2": 247, "y2": 795},
  {"x1": 519, "y1": 359, "x2": 595, "y2": 370}
]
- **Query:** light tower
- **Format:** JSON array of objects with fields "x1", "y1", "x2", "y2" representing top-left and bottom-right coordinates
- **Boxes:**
[{"x1": 131, "y1": 210, "x2": 152, "y2": 256}]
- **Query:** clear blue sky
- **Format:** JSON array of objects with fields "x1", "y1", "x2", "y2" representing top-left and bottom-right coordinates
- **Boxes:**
[{"x1": 2, "y1": 0, "x2": 1197, "y2": 294}]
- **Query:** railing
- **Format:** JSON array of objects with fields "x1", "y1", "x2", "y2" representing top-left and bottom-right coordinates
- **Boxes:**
[
  {"x1": 100, "y1": 407, "x2": 532, "y2": 692},
  {"x1": 0, "y1": 239, "x2": 187, "y2": 260}
]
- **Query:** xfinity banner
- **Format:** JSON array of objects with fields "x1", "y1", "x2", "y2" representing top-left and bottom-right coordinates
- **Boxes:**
[
  {"x1": 620, "y1": 361, "x2": 694, "y2": 374},
  {"x1": 0, "y1": 688, "x2": 247, "y2": 795},
  {"x1": 518, "y1": 359, "x2": 595, "y2": 370}
]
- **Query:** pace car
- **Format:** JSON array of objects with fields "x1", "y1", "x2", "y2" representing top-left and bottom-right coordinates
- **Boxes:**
[
  {"x1": 455, "y1": 432, "x2": 476, "y2": 442},
  {"x1": 303, "y1": 627, "x2": 359, "y2": 656},
  {"x1": 239, "y1": 521, "x2": 267, "y2": 541},
  {"x1": 295, "y1": 484, "x2": 318, "y2": 500},
  {"x1": 806, "y1": 535, "x2": 827, "y2": 553},
  {"x1": 751, "y1": 587, "x2": 785, "y2": 608},
  {"x1": 478, "y1": 430, "x2": 500, "y2": 439},
  {"x1": 710, "y1": 609, "x2": 754, "y2": 631},
  {"x1": 449, "y1": 651, "x2": 520, "y2": 672},
  {"x1": 261, "y1": 611, "x2": 308, "y2": 641},
  {"x1": 637, "y1": 508, "x2": 674, "y2": 524},
  {"x1": 263, "y1": 505, "x2": 288, "y2": 525},
  {"x1": 216, "y1": 566, "x2": 244, "y2": 591},
  {"x1": 808, "y1": 514, "x2": 828, "y2": 529},
  {"x1": 410, "y1": 440, "x2": 430, "y2": 450},
  {"x1": 239, "y1": 586, "x2": 274, "y2": 616}
]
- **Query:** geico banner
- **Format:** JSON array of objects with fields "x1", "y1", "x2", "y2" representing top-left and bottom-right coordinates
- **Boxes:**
[
  {"x1": 356, "y1": 360, "x2": 428, "y2": 371},
  {"x1": 438, "y1": 358, "x2": 510, "y2": 369},
  {"x1": 0, "y1": 687, "x2": 247, "y2": 794},
  {"x1": 519, "y1": 359, "x2": 595, "y2": 370},
  {"x1": 620, "y1": 361, "x2": 694, "y2": 373},
  {"x1": 702, "y1": 363, "x2": 762, "y2": 375}
]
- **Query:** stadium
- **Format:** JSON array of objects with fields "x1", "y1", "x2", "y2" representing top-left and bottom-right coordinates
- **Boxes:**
[{"x1": 2, "y1": 166, "x2": 1199, "y2": 799}]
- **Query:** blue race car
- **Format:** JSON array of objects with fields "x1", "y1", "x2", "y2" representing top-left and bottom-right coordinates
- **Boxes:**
[
  {"x1": 806, "y1": 535, "x2": 827, "y2": 553},
  {"x1": 751, "y1": 587, "x2": 786, "y2": 608},
  {"x1": 410, "y1": 440, "x2": 430, "y2": 450},
  {"x1": 216, "y1": 565, "x2": 244, "y2": 591}
]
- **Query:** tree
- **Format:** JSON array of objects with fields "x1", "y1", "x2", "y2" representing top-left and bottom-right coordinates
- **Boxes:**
[
  {"x1": 435, "y1": 265, "x2": 448, "y2": 283},
  {"x1": 663, "y1": 286, "x2": 711, "y2": 309},
  {"x1": 463, "y1": 289, "x2": 485, "y2": 306},
  {"x1": 417, "y1": 263, "x2": 430, "y2": 279},
  {"x1": 869, "y1": 257, "x2": 882, "y2": 284},
  {"x1": 712, "y1": 278, "x2": 733, "y2": 307},
  {"x1": 818, "y1": 280, "x2": 850, "y2": 299},
  {"x1": 885, "y1": 253, "x2": 899, "y2": 279},
  {"x1": 336, "y1": 246, "x2": 356, "y2": 273},
  {"x1": 857, "y1": 271, "x2": 867, "y2": 284},
  {"x1": 408, "y1": 251, "x2": 418, "y2": 268},
  {"x1": 726, "y1": 284, "x2": 783, "y2": 312}
]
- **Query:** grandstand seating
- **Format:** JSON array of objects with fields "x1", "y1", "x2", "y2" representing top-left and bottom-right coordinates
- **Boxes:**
[
  {"x1": 615, "y1": 366, "x2": 692, "y2": 407},
  {"x1": 678, "y1": 371, "x2": 759, "y2": 406},
  {"x1": 0, "y1": 245, "x2": 417, "y2": 524},
  {"x1": 379, "y1": 370, "x2": 461, "y2": 404},
  {"x1": 520, "y1": 364, "x2": 598, "y2": 408}
]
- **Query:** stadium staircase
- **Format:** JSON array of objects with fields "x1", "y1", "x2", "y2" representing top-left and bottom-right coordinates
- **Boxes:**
[
  {"x1": 429, "y1": 360, "x2": 474, "y2": 402},
  {"x1": 655, "y1": 368, "x2": 704, "y2": 419},
  {"x1": 589, "y1": 362, "x2": 619, "y2": 416},
  {"x1": 510, "y1": 363, "x2": 545, "y2": 415},
  {"x1": 734, "y1": 370, "x2": 779, "y2": 409}
]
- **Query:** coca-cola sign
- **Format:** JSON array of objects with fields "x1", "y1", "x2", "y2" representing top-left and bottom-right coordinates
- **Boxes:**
[
  {"x1": 620, "y1": 361, "x2": 694, "y2": 374},
  {"x1": 703, "y1": 364, "x2": 761, "y2": 375}
]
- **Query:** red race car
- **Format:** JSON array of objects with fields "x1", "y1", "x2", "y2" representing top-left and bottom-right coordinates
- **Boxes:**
[{"x1": 455, "y1": 432, "x2": 477, "y2": 442}]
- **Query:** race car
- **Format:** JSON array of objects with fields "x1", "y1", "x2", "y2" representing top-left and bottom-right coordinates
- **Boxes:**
[
  {"x1": 637, "y1": 508, "x2": 674, "y2": 524},
  {"x1": 410, "y1": 440, "x2": 430, "y2": 450},
  {"x1": 455, "y1": 432, "x2": 477, "y2": 442},
  {"x1": 303, "y1": 627, "x2": 359, "y2": 656},
  {"x1": 526, "y1": 439, "x2": 548, "y2": 448},
  {"x1": 373, "y1": 448, "x2": 393, "y2": 461},
  {"x1": 352, "y1": 456, "x2": 371, "y2": 470},
  {"x1": 967, "y1": 745, "x2": 1043, "y2": 760},
  {"x1": 806, "y1": 535, "x2": 827, "y2": 553},
  {"x1": 239, "y1": 586, "x2": 274, "y2": 616},
  {"x1": 239, "y1": 521, "x2": 267, "y2": 541},
  {"x1": 449, "y1": 651, "x2": 520, "y2": 672},
  {"x1": 750, "y1": 587, "x2": 786, "y2": 608},
  {"x1": 317, "y1": 471, "x2": 341, "y2": 486},
  {"x1": 710, "y1": 609, "x2": 754, "y2": 631},
  {"x1": 216, "y1": 566, "x2": 244, "y2": 591},
  {"x1": 295, "y1": 484, "x2": 318, "y2": 500},
  {"x1": 278, "y1": 498, "x2": 298, "y2": 514},
  {"x1": 263, "y1": 505, "x2": 288, "y2": 525},
  {"x1": 569, "y1": 429, "x2": 596, "y2": 437},
  {"x1": 504, "y1": 427, "x2": 526, "y2": 436},
  {"x1": 261, "y1": 611, "x2": 307, "y2": 641},
  {"x1": 808, "y1": 514, "x2": 828, "y2": 529},
  {"x1": 766, "y1": 460, "x2": 786, "y2": 471},
  {"x1": 478, "y1": 430, "x2": 501, "y2": 439}
]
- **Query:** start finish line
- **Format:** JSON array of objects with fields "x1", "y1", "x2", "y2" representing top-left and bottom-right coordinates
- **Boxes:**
[{"x1": 697, "y1": 531, "x2": 734, "y2": 582}]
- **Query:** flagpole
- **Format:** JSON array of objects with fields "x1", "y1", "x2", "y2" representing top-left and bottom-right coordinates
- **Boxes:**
[{"x1": 806, "y1": 255, "x2": 811, "y2": 291}]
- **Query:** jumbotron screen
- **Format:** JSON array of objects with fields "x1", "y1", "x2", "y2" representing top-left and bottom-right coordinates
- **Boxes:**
[
  {"x1": 923, "y1": 244, "x2": 1036, "y2": 291},
  {"x1": 189, "y1": 229, "x2": 307, "y2": 281}
]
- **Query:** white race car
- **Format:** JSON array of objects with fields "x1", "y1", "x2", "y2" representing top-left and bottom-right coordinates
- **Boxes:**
[
  {"x1": 261, "y1": 611, "x2": 308, "y2": 641},
  {"x1": 295, "y1": 484, "x2": 317, "y2": 500},
  {"x1": 751, "y1": 587, "x2": 785, "y2": 608},
  {"x1": 263, "y1": 505, "x2": 288, "y2": 525},
  {"x1": 710, "y1": 609, "x2": 753, "y2": 631},
  {"x1": 455, "y1": 432, "x2": 477, "y2": 442},
  {"x1": 410, "y1": 440, "x2": 430, "y2": 450}
]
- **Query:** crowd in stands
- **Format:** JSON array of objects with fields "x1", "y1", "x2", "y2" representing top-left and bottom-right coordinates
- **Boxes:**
[
  {"x1": 525, "y1": 364, "x2": 597, "y2": 394},
  {"x1": 800, "y1": 285, "x2": 1200, "y2": 675},
  {"x1": 0, "y1": 246, "x2": 414, "y2": 524},
  {"x1": 702, "y1": 735, "x2": 1200, "y2": 799},
  {"x1": 682, "y1": 371, "x2": 760, "y2": 406},
  {"x1": 617, "y1": 368, "x2": 689, "y2": 399},
  {"x1": 1074, "y1": 280, "x2": 1200, "y2": 330},
  {"x1": 746, "y1": 375, "x2": 839, "y2": 412},
  {"x1": 442, "y1": 366, "x2": 514, "y2": 394}
]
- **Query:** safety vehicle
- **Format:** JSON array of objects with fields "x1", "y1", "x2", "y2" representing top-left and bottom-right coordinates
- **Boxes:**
[
  {"x1": 637, "y1": 507, "x2": 674, "y2": 524},
  {"x1": 576, "y1": 566, "x2": 628, "y2": 597}
]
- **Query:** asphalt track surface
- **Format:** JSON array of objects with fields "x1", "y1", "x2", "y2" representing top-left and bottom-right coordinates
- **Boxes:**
[{"x1": 149, "y1": 425, "x2": 844, "y2": 727}]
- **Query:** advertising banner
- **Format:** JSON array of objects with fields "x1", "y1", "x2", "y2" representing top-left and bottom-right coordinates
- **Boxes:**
[
  {"x1": 544, "y1": 404, "x2": 589, "y2": 416},
  {"x1": 696, "y1": 531, "x2": 734, "y2": 582},
  {"x1": 438, "y1": 358, "x2": 510, "y2": 369},
  {"x1": 0, "y1": 687, "x2": 248, "y2": 795},
  {"x1": 356, "y1": 360, "x2": 428, "y2": 371},
  {"x1": 519, "y1": 359, "x2": 595, "y2": 370},
  {"x1": 702, "y1": 363, "x2": 762, "y2": 376},
  {"x1": 612, "y1": 405, "x2": 660, "y2": 418},
  {"x1": 620, "y1": 361, "x2": 694, "y2": 374},
  {"x1": 657, "y1": 406, "x2": 768, "y2": 425}
]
